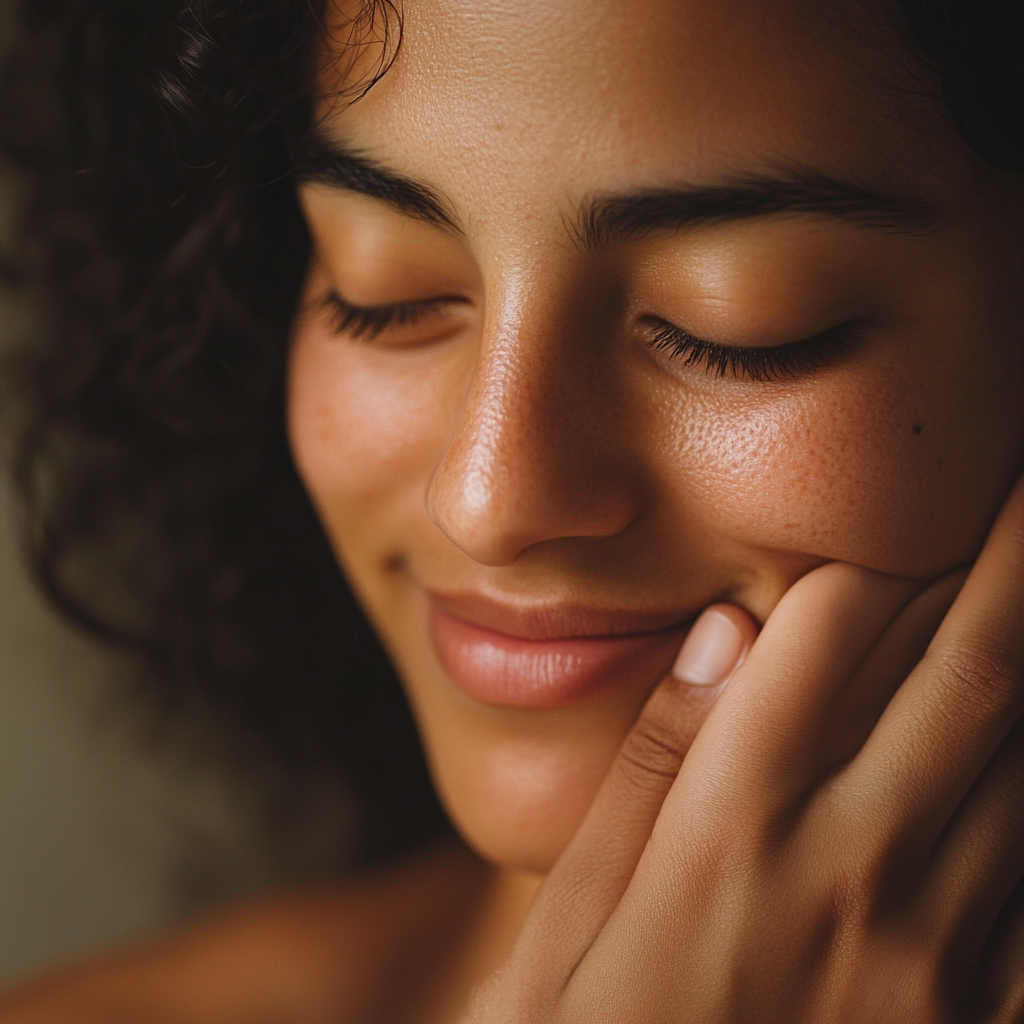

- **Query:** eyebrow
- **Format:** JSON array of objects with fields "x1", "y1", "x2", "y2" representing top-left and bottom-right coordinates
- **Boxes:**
[
  {"x1": 576, "y1": 175, "x2": 943, "y2": 247},
  {"x1": 295, "y1": 137, "x2": 458, "y2": 230},
  {"x1": 295, "y1": 136, "x2": 942, "y2": 243}
]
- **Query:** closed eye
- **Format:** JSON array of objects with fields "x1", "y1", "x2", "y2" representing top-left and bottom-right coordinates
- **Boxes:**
[
  {"x1": 321, "y1": 291, "x2": 465, "y2": 340},
  {"x1": 645, "y1": 316, "x2": 859, "y2": 382}
]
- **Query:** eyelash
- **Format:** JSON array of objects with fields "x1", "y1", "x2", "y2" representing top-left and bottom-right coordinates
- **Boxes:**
[
  {"x1": 645, "y1": 318, "x2": 856, "y2": 382},
  {"x1": 321, "y1": 292, "x2": 452, "y2": 339},
  {"x1": 322, "y1": 292, "x2": 855, "y2": 382}
]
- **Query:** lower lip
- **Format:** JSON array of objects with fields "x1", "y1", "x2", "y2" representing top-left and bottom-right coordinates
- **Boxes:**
[{"x1": 429, "y1": 606, "x2": 688, "y2": 710}]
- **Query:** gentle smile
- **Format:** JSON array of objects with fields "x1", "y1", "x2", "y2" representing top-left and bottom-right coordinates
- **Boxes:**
[{"x1": 428, "y1": 593, "x2": 693, "y2": 710}]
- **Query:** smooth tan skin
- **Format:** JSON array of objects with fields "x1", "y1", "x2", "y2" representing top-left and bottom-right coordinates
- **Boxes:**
[
  {"x1": 3, "y1": 0, "x2": 1024, "y2": 1021},
  {"x1": 292, "y1": 0, "x2": 1024, "y2": 877}
]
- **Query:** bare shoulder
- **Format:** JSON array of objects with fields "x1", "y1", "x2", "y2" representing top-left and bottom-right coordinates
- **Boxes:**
[{"x1": 0, "y1": 838, "x2": 489, "y2": 1024}]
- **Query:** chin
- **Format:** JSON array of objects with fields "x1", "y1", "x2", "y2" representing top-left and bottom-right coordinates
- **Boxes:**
[{"x1": 428, "y1": 729, "x2": 623, "y2": 873}]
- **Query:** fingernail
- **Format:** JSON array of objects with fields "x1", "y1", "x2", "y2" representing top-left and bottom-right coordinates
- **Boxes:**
[{"x1": 672, "y1": 606, "x2": 746, "y2": 687}]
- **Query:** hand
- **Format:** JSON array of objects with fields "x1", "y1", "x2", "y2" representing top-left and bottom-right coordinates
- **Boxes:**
[{"x1": 465, "y1": 475, "x2": 1024, "y2": 1023}]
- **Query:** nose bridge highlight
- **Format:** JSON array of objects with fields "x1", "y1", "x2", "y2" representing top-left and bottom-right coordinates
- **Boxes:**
[{"x1": 425, "y1": 279, "x2": 640, "y2": 566}]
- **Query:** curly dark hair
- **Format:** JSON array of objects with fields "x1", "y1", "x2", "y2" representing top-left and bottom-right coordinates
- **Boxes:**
[{"x1": 0, "y1": 0, "x2": 1020, "y2": 866}]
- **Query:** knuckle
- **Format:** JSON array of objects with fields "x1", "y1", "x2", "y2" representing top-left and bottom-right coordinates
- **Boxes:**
[
  {"x1": 825, "y1": 907, "x2": 948, "y2": 1020},
  {"x1": 822, "y1": 853, "x2": 953, "y2": 1020},
  {"x1": 878, "y1": 960, "x2": 946, "y2": 1024},
  {"x1": 828, "y1": 859, "x2": 882, "y2": 937},
  {"x1": 822, "y1": 833, "x2": 903, "y2": 940},
  {"x1": 616, "y1": 708, "x2": 688, "y2": 792},
  {"x1": 930, "y1": 636, "x2": 1021, "y2": 718}
]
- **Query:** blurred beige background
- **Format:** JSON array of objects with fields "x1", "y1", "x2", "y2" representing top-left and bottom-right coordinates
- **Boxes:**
[
  {"x1": 0, "y1": 472, "x2": 182, "y2": 983},
  {"x1": 1, "y1": 450, "x2": 354, "y2": 988}
]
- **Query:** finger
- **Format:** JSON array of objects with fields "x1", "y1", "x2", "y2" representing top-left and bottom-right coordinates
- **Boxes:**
[
  {"x1": 980, "y1": 876, "x2": 1024, "y2": 1023},
  {"x1": 847, "y1": 473, "x2": 1024, "y2": 855},
  {"x1": 515, "y1": 604, "x2": 757, "y2": 969},
  {"x1": 926, "y1": 713, "x2": 1024, "y2": 952},
  {"x1": 657, "y1": 563, "x2": 919, "y2": 827},
  {"x1": 825, "y1": 568, "x2": 968, "y2": 770}
]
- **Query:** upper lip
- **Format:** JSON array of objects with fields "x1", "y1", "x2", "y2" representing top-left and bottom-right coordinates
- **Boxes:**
[{"x1": 427, "y1": 589, "x2": 694, "y2": 642}]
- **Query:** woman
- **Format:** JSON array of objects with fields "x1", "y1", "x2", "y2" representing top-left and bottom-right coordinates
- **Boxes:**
[{"x1": 1, "y1": 0, "x2": 1023, "y2": 1020}]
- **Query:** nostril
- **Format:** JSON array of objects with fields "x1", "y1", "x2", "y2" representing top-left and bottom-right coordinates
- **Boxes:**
[
  {"x1": 426, "y1": 447, "x2": 644, "y2": 567},
  {"x1": 425, "y1": 441, "x2": 510, "y2": 563}
]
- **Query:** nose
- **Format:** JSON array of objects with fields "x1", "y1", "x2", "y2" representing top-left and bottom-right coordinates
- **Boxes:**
[{"x1": 426, "y1": 280, "x2": 643, "y2": 566}]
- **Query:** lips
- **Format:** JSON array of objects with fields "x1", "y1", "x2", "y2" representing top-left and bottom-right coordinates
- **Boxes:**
[{"x1": 428, "y1": 593, "x2": 691, "y2": 710}]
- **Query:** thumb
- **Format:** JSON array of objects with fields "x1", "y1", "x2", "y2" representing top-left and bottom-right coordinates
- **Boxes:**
[{"x1": 514, "y1": 604, "x2": 758, "y2": 973}]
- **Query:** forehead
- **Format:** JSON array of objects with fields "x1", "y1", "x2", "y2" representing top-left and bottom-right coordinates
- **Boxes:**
[{"x1": 319, "y1": 0, "x2": 949, "y2": 222}]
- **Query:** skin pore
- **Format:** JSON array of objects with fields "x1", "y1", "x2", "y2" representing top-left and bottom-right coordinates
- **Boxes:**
[{"x1": 2, "y1": 0, "x2": 1024, "y2": 1021}]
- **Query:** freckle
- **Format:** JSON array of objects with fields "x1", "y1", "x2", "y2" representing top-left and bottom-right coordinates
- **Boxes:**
[{"x1": 912, "y1": 424, "x2": 923, "y2": 435}]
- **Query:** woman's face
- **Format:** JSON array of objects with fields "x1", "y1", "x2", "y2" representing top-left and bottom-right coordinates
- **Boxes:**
[{"x1": 289, "y1": 0, "x2": 1024, "y2": 872}]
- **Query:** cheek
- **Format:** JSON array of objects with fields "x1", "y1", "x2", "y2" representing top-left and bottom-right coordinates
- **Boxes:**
[
  {"x1": 663, "y1": 364, "x2": 1021, "y2": 579},
  {"x1": 703, "y1": 388, "x2": 929, "y2": 567},
  {"x1": 286, "y1": 323, "x2": 460, "y2": 536}
]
